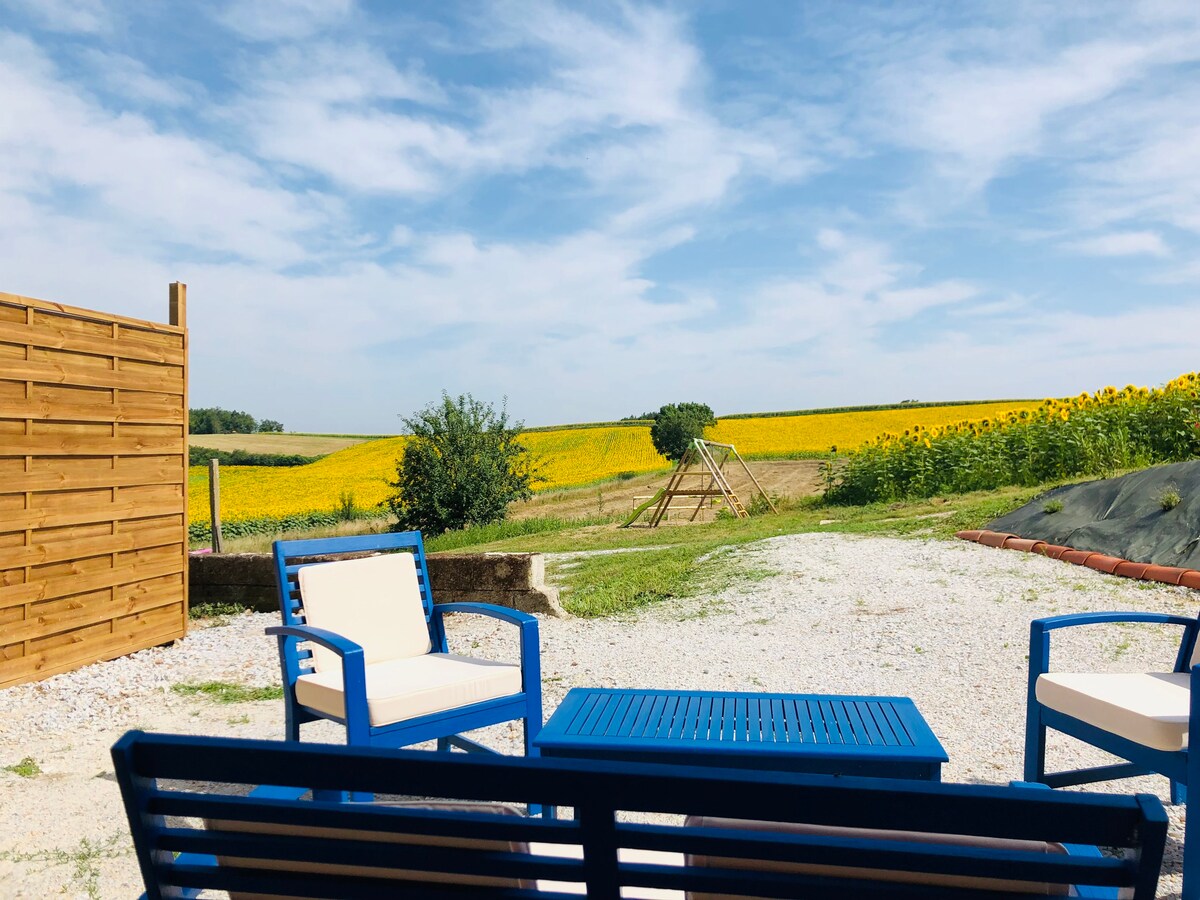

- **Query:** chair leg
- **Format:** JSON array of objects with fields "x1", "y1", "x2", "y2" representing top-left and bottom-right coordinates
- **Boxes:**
[
  {"x1": 1185, "y1": 781, "x2": 1198, "y2": 900},
  {"x1": 284, "y1": 707, "x2": 301, "y2": 743},
  {"x1": 1023, "y1": 702, "x2": 1047, "y2": 784},
  {"x1": 437, "y1": 736, "x2": 452, "y2": 752}
]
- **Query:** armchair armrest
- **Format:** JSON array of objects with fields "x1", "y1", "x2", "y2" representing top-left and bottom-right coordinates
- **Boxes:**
[
  {"x1": 431, "y1": 602, "x2": 538, "y2": 628},
  {"x1": 264, "y1": 625, "x2": 369, "y2": 735},
  {"x1": 429, "y1": 603, "x2": 541, "y2": 693},
  {"x1": 1033, "y1": 611, "x2": 1199, "y2": 632},
  {"x1": 265, "y1": 624, "x2": 365, "y2": 657},
  {"x1": 1028, "y1": 612, "x2": 1200, "y2": 681}
]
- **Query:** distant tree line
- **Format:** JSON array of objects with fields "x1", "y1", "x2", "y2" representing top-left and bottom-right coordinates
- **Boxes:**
[
  {"x1": 188, "y1": 447, "x2": 318, "y2": 467},
  {"x1": 190, "y1": 407, "x2": 284, "y2": 434}
]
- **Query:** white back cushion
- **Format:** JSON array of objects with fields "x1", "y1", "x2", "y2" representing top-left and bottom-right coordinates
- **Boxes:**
[{"x1": 298, "y1": 553, "x2": 432, "y2": 673}]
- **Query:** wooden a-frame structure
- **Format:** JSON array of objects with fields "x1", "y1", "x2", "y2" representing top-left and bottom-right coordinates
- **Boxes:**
[{"x1": 623, "y1": 439, "x2": 777, "y2": 527}]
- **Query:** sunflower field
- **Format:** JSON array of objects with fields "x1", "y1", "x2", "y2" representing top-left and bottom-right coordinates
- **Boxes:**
[
  {"x1": 708, "y1": 401, "x2": 1039, "y2": 457},
  {"x1": 826, "y1": 372, "x2": 1200, "y2": 505},
  {"x1": 189, "y1": 400, "x2": 1044, "y2": 539}
]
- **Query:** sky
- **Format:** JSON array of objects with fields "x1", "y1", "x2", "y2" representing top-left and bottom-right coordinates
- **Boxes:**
[{"x1": 2, "y1": 1, "x2": 1199, "y2": 433}]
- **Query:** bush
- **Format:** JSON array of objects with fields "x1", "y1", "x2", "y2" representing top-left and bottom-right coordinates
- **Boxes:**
[
  {"x1": 189, "y1": 447, "x2": 319, "y2": 467},
  {"x1": 190, "y1": 407, "x2": 258, "y2": 434},
  {"x1": 649, "y1": 402, "x2": 716, "y2": 462},
  {"x1": 385, "y1": 393, "x2": 539, "y2": 535},
  {"x1": 258, "y1": 419, "x2": 284, "y2": 432},
  {"x1": 826, "y1": 373, "x2": 1200, "y2": 505}
]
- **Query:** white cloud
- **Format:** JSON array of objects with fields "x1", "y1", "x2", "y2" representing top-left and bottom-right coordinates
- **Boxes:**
[
  {"x1": 1, "y1": 0, "x2": 112, "y2": 34},
  {"x1": 215, "y1": 0, "x2": 355, "y2": 42},
  {"x1": 80, "y1": 49, "x2": 197, "y2": 107},
  {"x1": 0, "y1": 32, "x2": 327, "y2": 266},
  {"x1": 1064, "y1": 231, "x2": 1170, "y2": 257},
  {"x1": 873, "y1": 38, "x2": 1162, "y2": 188}
]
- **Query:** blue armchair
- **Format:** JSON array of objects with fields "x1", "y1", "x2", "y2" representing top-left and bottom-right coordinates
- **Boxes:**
[
  {"x1": 267, "y1": 531, "x2": 542, "y2": 757},
  {"x1": 1025, "y1": 610, "x2": 1200, "y2": 898}
]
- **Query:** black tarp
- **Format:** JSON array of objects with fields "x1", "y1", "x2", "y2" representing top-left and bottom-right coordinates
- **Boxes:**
[{"x1": 987, "y1": 460, "x2": 1200, "y2": 568}]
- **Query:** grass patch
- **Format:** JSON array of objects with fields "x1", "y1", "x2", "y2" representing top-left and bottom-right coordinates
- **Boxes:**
[
  {"x1": 4, "y1": 756, "x2": 41, "y2": 777},
  {"x1": 425, "y1": 516, "x2": 610, "y2": 552},
  {"x1": 188, "y1": 601, "x2": 246, "y2": 620},
  {"x1": 457, "y1": 484, "x2": 1048, "y2": 615},
  {"x1": 0, "y1": 832, "x2": 128, "y2": 900},
  {"x1": 171, "y1": 681, "x2": 283, "y2": 704}
]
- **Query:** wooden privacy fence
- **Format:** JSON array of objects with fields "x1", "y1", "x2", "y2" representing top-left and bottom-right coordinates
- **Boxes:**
[{"x1": 0, "y1": 285, "x2": 189, "y2": 689}]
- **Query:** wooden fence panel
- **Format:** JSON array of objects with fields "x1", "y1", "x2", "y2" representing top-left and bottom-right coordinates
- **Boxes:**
[{"x1": 0, "y1": 285, "x2": 188, "y2": 688}]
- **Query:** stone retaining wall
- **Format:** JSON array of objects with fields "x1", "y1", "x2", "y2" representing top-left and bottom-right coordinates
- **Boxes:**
[{"x1": 189, "y1": 551, "x2": 563, "y2": 617}]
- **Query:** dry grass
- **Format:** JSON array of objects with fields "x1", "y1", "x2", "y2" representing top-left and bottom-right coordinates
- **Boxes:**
[{"x1": 187, "y1": 433, "x2": 375, "y2": 455}]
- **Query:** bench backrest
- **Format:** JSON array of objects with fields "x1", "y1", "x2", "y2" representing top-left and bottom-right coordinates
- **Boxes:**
[{"x1": 113, "y1": 731, "x2": 1167, "y2": 899}]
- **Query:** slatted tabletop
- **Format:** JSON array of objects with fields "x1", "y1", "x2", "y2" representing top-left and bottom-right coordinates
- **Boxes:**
[{"x1": 534, "y1": 688, "x2": 947, "y2": 780}]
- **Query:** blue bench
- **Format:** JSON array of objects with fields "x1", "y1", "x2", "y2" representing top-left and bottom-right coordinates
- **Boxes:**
[{"x1": 113, "y1": 730, "x2": 1167, "y2": 898}]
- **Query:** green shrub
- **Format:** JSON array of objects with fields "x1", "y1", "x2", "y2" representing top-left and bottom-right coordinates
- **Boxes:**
[{"x1": 386, "y1": 393, "x2": 539, "y2": 535}]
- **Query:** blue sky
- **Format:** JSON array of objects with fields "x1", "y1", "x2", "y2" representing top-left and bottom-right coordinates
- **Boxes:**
[{"x1": 2, "y1": 1, "x2": 1198, "y2": 432}]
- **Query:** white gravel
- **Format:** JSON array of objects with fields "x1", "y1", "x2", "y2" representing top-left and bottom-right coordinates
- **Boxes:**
[{"x1": 0, "y1": 533, "x2": 1194, "y2": 897}]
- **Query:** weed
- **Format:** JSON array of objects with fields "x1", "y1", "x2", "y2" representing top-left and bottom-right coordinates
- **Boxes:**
[
  {"x1": 227, "y1": 714, "x2": 251, "y2": 725},
  {"x1": 1043, "y1": 499, "x2": 1063, "y2": 514},
  {"x1": 1160, "y1": 486, "x2": 1182, "y2": 511},
  {"x1": 914, "y1": 646, "x2": 925, "y2": 654},
  {"x1": 0, "y1": 832, "x2": 128, "y2": 899},
  {"x1": 4, "y1": 756, "x2": 41, "y2": 778},
  {"x1": 189, "y1": 601, "x2": 246, "y2": 621},
  {"x1": 336, "y1": 491, "x2": 362, "y2": 520},
  {"x1": 171, "y1": 681, "x2": 283, "y2": 704}
]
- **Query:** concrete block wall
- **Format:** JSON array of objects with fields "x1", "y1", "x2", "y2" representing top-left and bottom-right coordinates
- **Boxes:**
[{"x1": 189, "y1": 551, "x2": 563, "y2": 617}]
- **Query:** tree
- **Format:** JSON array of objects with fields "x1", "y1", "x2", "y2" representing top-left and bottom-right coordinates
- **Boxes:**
[
  {"x1": 385, "y1": 393, "x2": 539, "y2": 535},
  {"x1": 189, "y1": 407, "x2": 259, "y2": 434},
  {"x1": 649, "y1": 402, "x2": 716, "y2": 462},
  {"x1": 258, "y1": 419, "x2": 285, "y2": 432}
]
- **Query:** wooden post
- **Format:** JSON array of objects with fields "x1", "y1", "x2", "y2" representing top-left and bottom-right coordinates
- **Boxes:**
[
  {"x1": 171, "y1": 282, "x2": 190, "y2": 624},
  {"x1": 169, "y1": 282, "x2": 186, "y2": 328},
  {"x1": 208, "y1": 459, "x2": 224, "y2": 553}
]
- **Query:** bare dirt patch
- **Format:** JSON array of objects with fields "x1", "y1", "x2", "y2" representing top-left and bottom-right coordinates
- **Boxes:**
[{"x1": 509, "y1": 459, "x2": 826, "y2": 521}]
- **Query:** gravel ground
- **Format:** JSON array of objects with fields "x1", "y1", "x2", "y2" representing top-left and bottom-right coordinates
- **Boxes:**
[{"x1": 0, "y1": 533, "x2": 1195, "y2": 898}]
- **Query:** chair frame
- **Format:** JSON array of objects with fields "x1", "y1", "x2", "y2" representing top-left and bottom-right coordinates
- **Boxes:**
[
  {"x1": 268, "y1": 530, "x2": 542, "y2": 757},
  {"x1": 1024, "y1": 610, "x2": 1200, "y2": 899}
]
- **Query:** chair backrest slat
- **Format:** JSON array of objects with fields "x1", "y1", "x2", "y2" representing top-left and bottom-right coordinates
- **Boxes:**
[{"x1": 114, "y1": 732, "x2": 1168, "y2": 899}]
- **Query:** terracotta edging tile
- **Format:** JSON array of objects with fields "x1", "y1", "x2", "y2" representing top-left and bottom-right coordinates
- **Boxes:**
[
  {"x1": 1083, "y1": 554, "x2": 1123, "y2": 574},
  {"x1": 1003, "y1": 537, "x2": 1046, "y2": 553},
  {"x1": 978, "y1": 531, "x2": 1015, "y2": 548},
  {"x1": 1139, "y1": 565, "x2": 1188, "y2": 585},
  {"x1": 953, "y1": 529, "x2": 1200, "y2": 591},
  {"x1": 1113, "y1": 561, "x2": 1151, "y2": 579},
  {"x1": 1059, "y1": 549, "x2": 1095, "y2": 566},
  {"x1": 1038, "y1": 545, "x2": 1070, "y2": 559}
]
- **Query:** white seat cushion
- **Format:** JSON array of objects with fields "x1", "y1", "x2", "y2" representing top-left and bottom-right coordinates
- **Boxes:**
[
  {"x1": 1036, "y1": 672, "x2": 1190, "y2": 752},
  {"x1": 295, "y1": 653, "x2": 522, "y2": 727},
  {"x1": 298, "y1": 552, "x2": 432, "y2": 672}
]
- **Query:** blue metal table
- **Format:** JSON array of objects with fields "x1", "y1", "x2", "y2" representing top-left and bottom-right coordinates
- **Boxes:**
[{"x1": 534, "y1": 688, "x2": 947, "y2": 781}]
